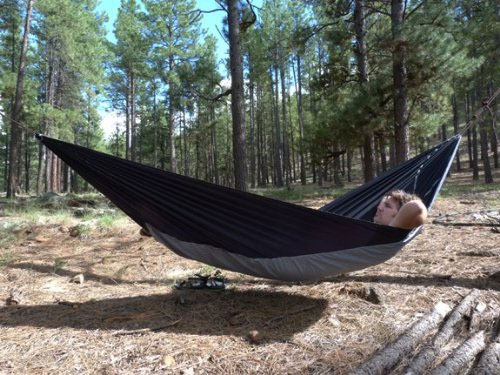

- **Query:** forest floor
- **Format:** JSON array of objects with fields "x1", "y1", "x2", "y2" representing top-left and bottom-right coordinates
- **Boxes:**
[{"x1": 0, "y1": 170, "x2": 499, "y2": 375}]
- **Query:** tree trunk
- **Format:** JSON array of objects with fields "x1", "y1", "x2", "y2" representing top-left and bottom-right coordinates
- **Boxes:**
[
  {"x1": 4, "y1": 128, "x2": 9, "y2": 192},
  {"x1": 465, "y1": 92, "x2": 473, "y2": 168},
  {"x1": 294, "y1": 54, "x2": 307, "y2": 185},
  {"x1": 168, "y1": 54, "x2": 177, "y2": 173},
  {"x1": 131, "y1": 72, "x2": 137, "y2": 162},
  {"x1": 489, "y1": 84, "x2": 498, "y2": 168},
  {"x1": 479, "y1": 117, "x2": 493, "y2": 183},
  {"x1": 378, "y1": 135, "x2": 388, "y2": 172},
  {"x1": 272, "y1": 66, "x2": 283, "y2": 187},
  {"x1": 227, "y1": 0, "x2": 247, "y2": 190},
  {"x1": 452, "y1": 94, "x2": 461, "y2": 171},
  {"x1": 7, "y1": 0, "x2": 34, "y2": 199},
  {"x1": 391, "y1": 0, "x2": 410, "y2": 163},
  {"x1": 249, "y1": 80, "x2": 256, "y2": 188},
  {"x1": 125, "y1": 71, "x2": 130, "y2": 160},
  {"x1": 211, "y1": 105, "x2": 219, "y2": 185},
  {"x1": 280, "y1": 63, "x2": 290, "y2": 187},
  {"x1": 430, "y1": 331, "x2": 486, "y2": 375},
  {"x1": 24, "y1": 134, "x2": 30, "y2": 193},
  {"x1": 469, "y1": 92, "x2": 479, "y2": 179},
  {"x1": 354, "y1": 0, "x2": 375, "y2": 181},
  {"x1": 347, "y1": 148, "x2": 353, "y2": 182}
]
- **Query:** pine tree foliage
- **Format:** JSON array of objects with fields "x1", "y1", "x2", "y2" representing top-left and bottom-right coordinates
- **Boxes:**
[{"x1": 0, "y1": 0, "x2": 497, "y2": 195}]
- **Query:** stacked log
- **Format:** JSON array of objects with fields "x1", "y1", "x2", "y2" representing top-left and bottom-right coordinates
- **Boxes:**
[{"x1": 350, "y1": 289, "x2": 499, "y2": 375}]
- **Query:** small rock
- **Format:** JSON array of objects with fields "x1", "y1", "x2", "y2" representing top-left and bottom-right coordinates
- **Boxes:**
[
  {"x1": 248, "y1": 329, "x2": 263, "y2": 344},
  {"x1": 162, "y1": 355, "x2": 175, "y2": 367},
  {"x1": 71, "y1": 274, "x2": 85, "y2": 284},
  {"x1": 69, "y1": 226, "x2": 80, "y2": 237},
  {"x1": 34, "y1": 236, "x2": 49, "y2": 243},
  {"x1": 59, "y1": 226, "x2": 69, "y2": 233},
  {"x1": 181, "y1": 368, "x2": 194, "y2": 375},
  {"x1": 338, "y1": 285, "x2": 383, "y2": 304},
  {"x1": 6, "y1": 290, "x2": 22, "y2": 305}
]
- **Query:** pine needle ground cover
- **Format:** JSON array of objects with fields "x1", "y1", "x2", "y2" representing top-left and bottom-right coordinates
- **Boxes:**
[{"x1": 0, "y1": 171, "x2": 499, "y2": 374}]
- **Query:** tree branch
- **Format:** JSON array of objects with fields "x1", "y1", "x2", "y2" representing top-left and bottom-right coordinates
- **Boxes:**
[
  {"x1": 192, "y1": 88, "x2": 232, "y2": 103},
  {"x1": 405, "y1": 0, "x2": 428, "y2": 21}
]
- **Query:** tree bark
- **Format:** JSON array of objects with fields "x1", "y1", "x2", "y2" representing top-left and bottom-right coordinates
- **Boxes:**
[
  {"x1": 430, "y1": 331, "x2": 486, "y2": 375},
  {"x1": 168, "y1": 53, "x2": 177, "y2": 173},
  {"x1": 452, "y1": 94, "x2": 461, "y2": 171},
  {"x1": 391, "y1": 0, "x2": 410, "y2": 163},
  {"x1": 131, "y1": 72, "x2": 137, "y2": 162},
  {"x1": 227, "y1": 0, "x2": 248, "y2": 191},
  {"x1": 472, "y1": 342, "x2": 500, "y2": 375},
  {"x1": 125, "y1": 71, "x2": 130, "y2": 160},
  {"x1": 7, "y1": 0, "x2": 34, "y2": 198},
  {"x1": 294, "y1": 54, "x2": 306, "y2": 185},
  {"x1": 249, "y1": 80, "x2": 256, "y2": 188},
  {"x1": 280, "y1": 63, "x2": 290, "y2": 187},
  {"x1": 272, "y1": 65, "x2": 283, "y2": 187},
  {"x1": 354, "y1": 0, "x2": 375, "y2": 181}
]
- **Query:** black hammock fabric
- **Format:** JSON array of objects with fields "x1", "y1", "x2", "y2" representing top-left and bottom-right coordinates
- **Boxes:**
[{"x1": 37, "y1": 135, "x2": 460, "y2": 260}]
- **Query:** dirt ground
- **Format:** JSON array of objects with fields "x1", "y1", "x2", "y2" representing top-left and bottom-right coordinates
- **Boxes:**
[{"x1": 0, "y1": 174, "x2": 499, "y2": 374}]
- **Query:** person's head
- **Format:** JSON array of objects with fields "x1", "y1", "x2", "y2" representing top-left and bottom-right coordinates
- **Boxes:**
[{"x1": 373, "y1": 190, "x2": 421, "y2": 225}]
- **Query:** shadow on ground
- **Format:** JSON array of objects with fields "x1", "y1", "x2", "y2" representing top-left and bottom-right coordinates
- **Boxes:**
[
  {"x1": 0, "y1": 290, "x2": 327, "y2": 342},
  {"x1": 322, "y1": 274, "x2": 500, "y2": 291}
]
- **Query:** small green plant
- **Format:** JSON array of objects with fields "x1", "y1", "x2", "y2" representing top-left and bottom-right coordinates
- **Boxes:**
[
  {"x1": 198, "y1": 264, "x2": 217, "y2": 275},
  {"x1": 0, "y1": 221, "x2": 24, "y2": 246},
  {"x1": 53, "y1": 259, "x2": 66, "y2": 274},
  {"x1": 0, "y1": 253, "x2": 16, "y2": 267},
  {"x1": 97, "y1": 213, "x2": 119, "y2": 229}
]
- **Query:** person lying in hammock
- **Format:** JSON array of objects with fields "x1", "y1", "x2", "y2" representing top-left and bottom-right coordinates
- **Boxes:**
[{"x1": 373, "y1": 190, "x2": 428, "y2": 229}]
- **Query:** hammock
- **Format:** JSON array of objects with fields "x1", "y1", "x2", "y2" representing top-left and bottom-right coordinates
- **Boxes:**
[{"x1": 36, "y1": 134, "x2": 461, "y2": 281}]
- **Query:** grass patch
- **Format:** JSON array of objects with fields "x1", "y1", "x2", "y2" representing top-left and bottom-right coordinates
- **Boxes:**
[
  {"x1": 440, "y1": 180, "x2": 500, "y2": 198},
  {"x1": 0, "y1": 221, "x2": 25, "y2": 247},
  {"x1": 96, "y1": 212, "x2": 125, "y2": 229},
  {"x1": 252, "y1": 183, "x2": 352, "y2": 203},
  {"x1": 0, "y1": 253, "x2": 16, "y2": 267}
]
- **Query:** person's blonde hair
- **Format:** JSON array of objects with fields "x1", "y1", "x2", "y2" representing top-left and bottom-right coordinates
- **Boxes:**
[{"x1": 387, "y1": 190, "x2": 421, "y2": 209}]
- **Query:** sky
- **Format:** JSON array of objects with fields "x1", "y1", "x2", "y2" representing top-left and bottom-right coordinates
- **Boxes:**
[{"x1": 96, "y1": 0, "x2": 235, "y2": 138}]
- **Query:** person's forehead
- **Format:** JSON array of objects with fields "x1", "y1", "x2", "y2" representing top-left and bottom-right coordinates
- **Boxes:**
[{"x1": 383, "y1": 196, "x2": 399, "y2": 207}]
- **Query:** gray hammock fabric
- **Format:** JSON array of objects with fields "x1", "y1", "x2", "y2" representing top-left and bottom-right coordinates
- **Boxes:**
[{"x1": 36, "y1": 134, "x2": 461, "y2": 281}]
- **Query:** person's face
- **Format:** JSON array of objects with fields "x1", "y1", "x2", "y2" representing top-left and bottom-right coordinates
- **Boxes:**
[{"x1": 373, "y1": 196, "x2": 400, "y2": 225}]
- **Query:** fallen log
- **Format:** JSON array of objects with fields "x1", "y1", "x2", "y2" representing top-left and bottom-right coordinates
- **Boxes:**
[
  {"x1": 471, "y1": 342, "x2": 500, "y2": 375},
  {"x1": 349, "y1": 302, "x2": 451, "y2": 375},
  {"x1": 430, "y1": 331, "x2": 486, "y2": 375},
  {"x1": 432, "y1": 220, "x2": 500, "y2": 227},
  {"x1": 403, "y1": 289, "x2": 479, "y2": 375},
  {"x1": 471, "y1": 315, "x2": 500, "y2": 375}
]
